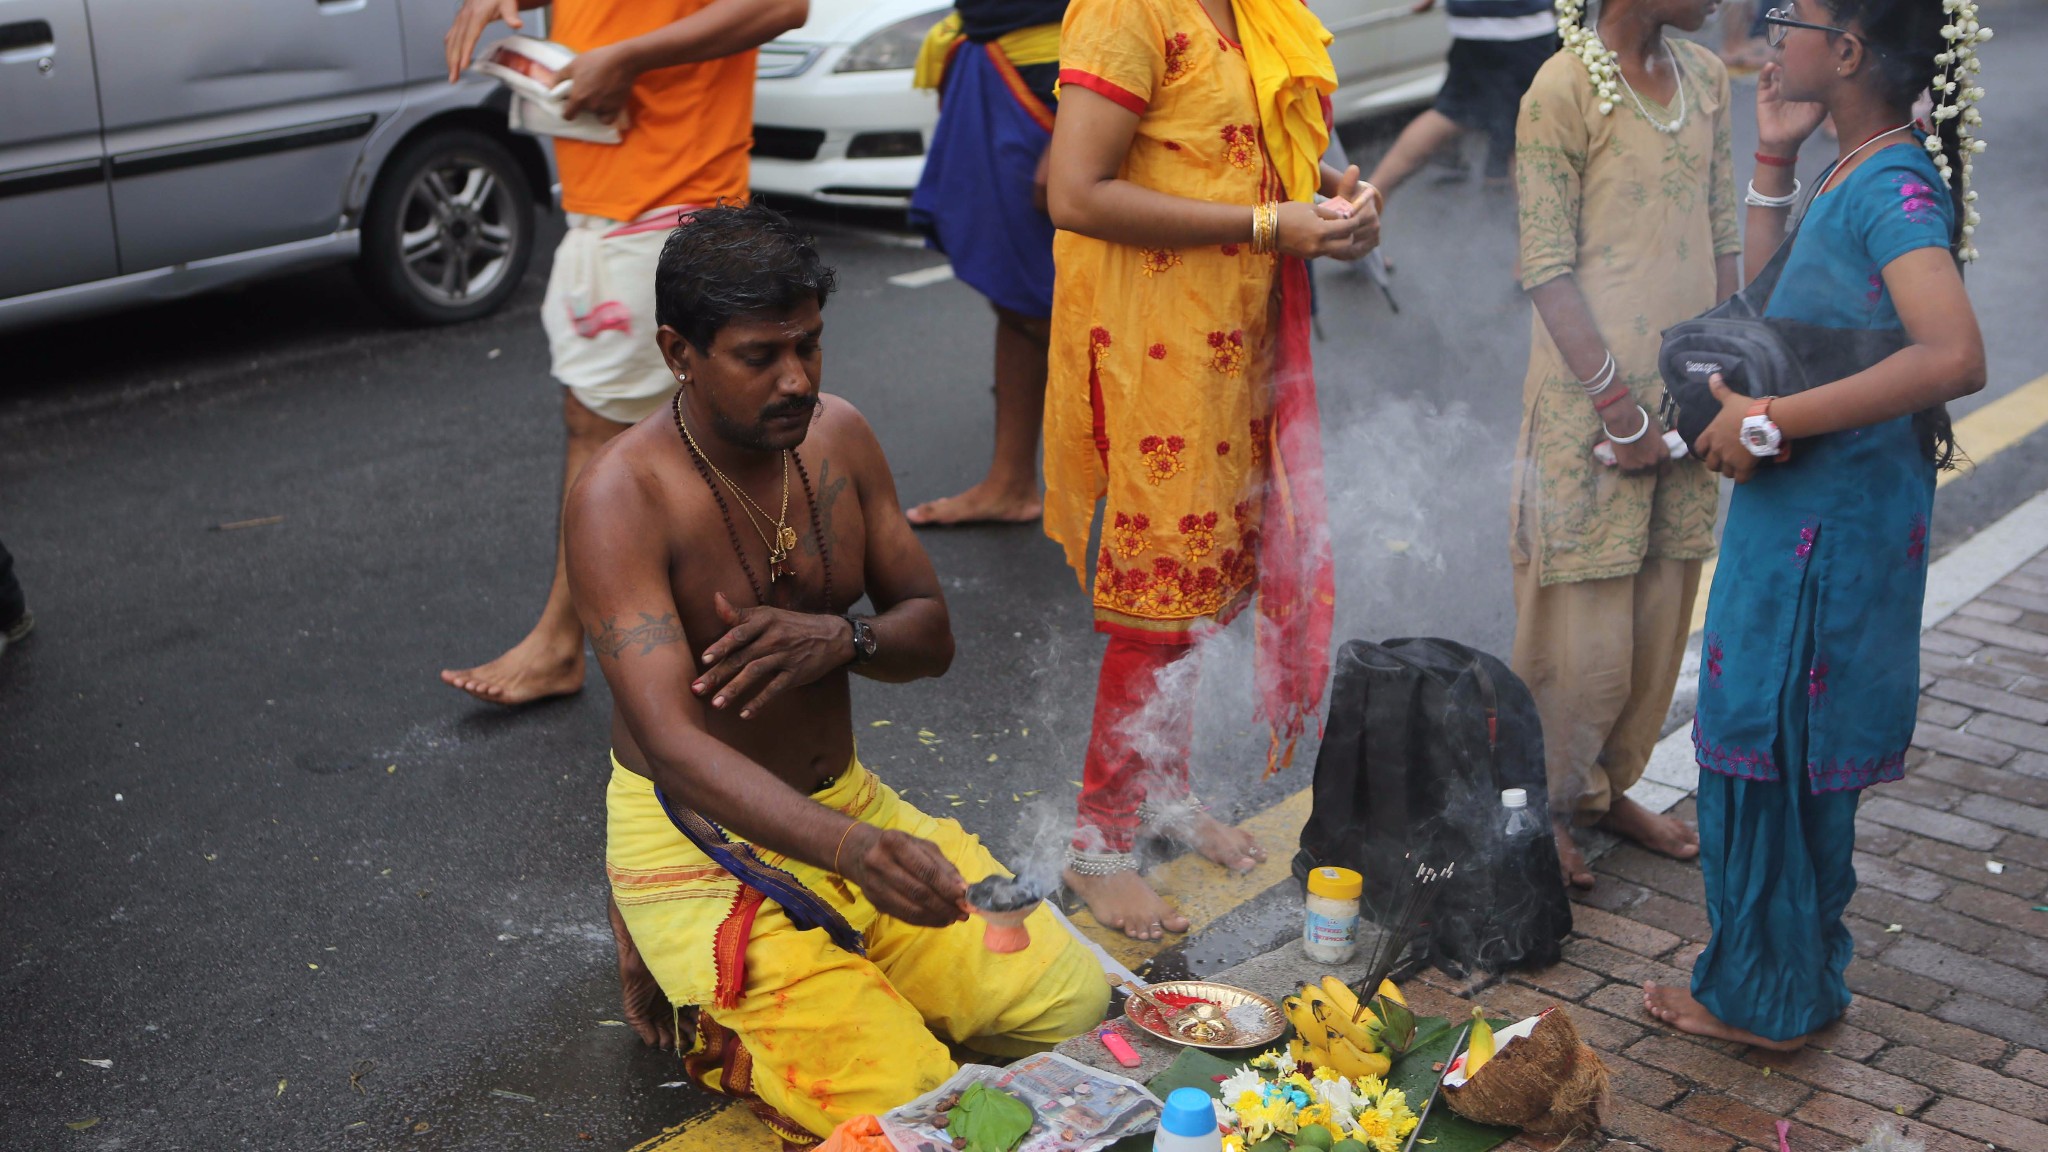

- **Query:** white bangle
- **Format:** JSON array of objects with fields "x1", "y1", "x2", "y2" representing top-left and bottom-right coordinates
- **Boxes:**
[
  {"x1": 1745, "y1": 179, "x2": 1801, "y2": 208},
  {"x1": 1579, "y1": 352, "x2": 1617, "y2": 394},
  {"x1": 1608, "y1": 404, "x2": 1652, "y2": 444}
]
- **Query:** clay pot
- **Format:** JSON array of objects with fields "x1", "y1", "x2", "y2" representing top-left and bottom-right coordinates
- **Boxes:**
[{"x1": 971, "y1": 902, "x2": 1036, "y2": 953}]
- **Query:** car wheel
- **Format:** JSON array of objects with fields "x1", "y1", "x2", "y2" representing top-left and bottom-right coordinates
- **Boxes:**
[{"x1": 358, "y1": 128, "x2": 535, "y2": 325}]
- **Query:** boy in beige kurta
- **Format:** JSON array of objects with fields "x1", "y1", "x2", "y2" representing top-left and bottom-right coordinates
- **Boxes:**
[{"x1": 1510, "y1": 35, "x2": 1740, "y2": 884}]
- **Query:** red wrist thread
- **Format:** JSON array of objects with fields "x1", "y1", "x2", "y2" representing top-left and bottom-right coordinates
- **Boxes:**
[
  {"x1": 1593, "y1": 386, "x2": 1634, "y2": 412},
  {"x1": 1754, "y1": 151, "x2": 1798, "y2": 167}
]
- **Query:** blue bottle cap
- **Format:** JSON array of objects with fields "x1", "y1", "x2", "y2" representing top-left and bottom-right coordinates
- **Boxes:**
[{"x1": 1160, "y1": 1087, "x2": 1218, "y2": 1137}]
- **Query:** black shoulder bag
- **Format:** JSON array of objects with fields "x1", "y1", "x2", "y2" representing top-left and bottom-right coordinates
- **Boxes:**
[{"x1": 1658, "y1": 186, "x2": 1919, "y2": 454}]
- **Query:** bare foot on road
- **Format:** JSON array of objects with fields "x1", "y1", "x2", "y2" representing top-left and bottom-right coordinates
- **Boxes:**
[
  {"x1": 1175, "y1": 812, "x2": 1266, "y2": 874},
  {"x1": 1554, "y1": 820, "x2": 1596, "y2": 889},
  {"x1": 441, "y1": 633, "x2": 585, "y2": 705},
  {"x1": 1064, "y1": 868, "x2": 1191, "y2": 941},
  {"x1": 1644, "y1": 982, "x2": 1807, "y2": 1051},
  {"x1": 1600, "y1": 795, "x2": 1701, "y2": 861},
  {"x1": 904, "y1": 484, "x2": 1041, "y2": 527}
]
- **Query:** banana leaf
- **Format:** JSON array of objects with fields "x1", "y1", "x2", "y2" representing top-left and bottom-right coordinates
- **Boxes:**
[{"x1": 1108, "y1": 1017, "x2": 1516, "y2": 1152}]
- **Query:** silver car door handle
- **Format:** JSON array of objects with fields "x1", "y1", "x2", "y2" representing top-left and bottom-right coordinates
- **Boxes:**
[
  {"x1": 0, "y1": 19, "x2": 55, "y2": 65},
  {"x1": 316, "y1": 0, "x2": 370, "y2": 12}
]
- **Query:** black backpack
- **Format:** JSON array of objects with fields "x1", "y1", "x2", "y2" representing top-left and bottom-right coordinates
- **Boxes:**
[{"x1": 1293, "y1": 638, "x2": 1572, "y2": 977}]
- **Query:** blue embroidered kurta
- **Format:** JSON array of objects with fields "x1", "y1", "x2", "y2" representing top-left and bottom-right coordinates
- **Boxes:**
[
  {"x1": 1689, "y1": 137, "x2": 1956, "y2": 1042},
  {"x1": 1693, "y1": 140, "x2": 1953, "y2": 793}
]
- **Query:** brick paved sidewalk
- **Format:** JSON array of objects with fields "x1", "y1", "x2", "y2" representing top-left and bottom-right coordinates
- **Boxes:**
[{"x1": 1398, "y1": 551, "x2": 2048, "y2": 1151}]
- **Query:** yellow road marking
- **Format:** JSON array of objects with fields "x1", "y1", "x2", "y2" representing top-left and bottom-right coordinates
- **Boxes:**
[
  {"x1": 630, "y1": 1100, "x2": 781, "y2": 1152},
  {"x1": 1689, "y1": 370, "x2": 2048, "y2": 632},
  {"x1": 638, "y1": 370, "x2": 2048, "y2": 1150},
  {"x1": 1063, "y1": 787, "x2": 1313, "y2": 968}
]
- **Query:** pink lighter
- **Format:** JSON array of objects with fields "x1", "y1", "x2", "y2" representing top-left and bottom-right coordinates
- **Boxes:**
[{"x1": 1098, "y1": 1027, "x2": 1142, "y2": 1068}]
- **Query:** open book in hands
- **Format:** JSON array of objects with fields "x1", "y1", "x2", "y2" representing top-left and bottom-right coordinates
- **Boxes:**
[{"x1": 471, "y1": 35, "x2": 628, "y2": 145}]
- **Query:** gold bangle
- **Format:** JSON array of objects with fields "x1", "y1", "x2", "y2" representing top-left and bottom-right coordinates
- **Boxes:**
[{"x1": 833, "y1": 821, "x2": 861, "y2": 878}]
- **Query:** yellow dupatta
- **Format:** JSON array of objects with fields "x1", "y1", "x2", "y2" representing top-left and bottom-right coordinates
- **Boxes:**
[{"x1": 1231, "y1": 0, "x2": 1336, "y2": 202}]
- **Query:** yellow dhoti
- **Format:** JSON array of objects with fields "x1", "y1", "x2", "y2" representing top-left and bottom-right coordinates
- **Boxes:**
[{"x1": 605, "y1": 755, "x2": 1109, "y2": 1142}]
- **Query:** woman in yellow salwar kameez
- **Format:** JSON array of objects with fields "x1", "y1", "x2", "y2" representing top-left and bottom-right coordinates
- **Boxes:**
[{"x1": 1044, "y1": 0, "x2": 1377, "y2": 937}]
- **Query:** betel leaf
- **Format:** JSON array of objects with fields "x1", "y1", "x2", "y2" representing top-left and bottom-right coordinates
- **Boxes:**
[
  {"x1": 1370, "y1": 995, "x2": 1418, "y2": 1054},
  {"x1": 946, "y1": 1082, "x2": 1034, "y2": 1152}
]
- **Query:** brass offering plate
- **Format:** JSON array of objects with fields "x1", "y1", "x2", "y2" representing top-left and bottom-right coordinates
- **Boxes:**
[{"x1": 1122, "y1": 980, "x2": 1285, "y2": 1051}]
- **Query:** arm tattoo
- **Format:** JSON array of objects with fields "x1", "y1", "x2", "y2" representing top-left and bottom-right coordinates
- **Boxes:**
[{"x1": 591, "y1": 612, "x2": 686, "y2": 658}]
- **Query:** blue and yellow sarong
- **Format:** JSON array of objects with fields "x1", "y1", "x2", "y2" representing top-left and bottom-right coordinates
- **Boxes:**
[{"x1": 908, "y1": 15, "x2": 1060, "y2": 319}]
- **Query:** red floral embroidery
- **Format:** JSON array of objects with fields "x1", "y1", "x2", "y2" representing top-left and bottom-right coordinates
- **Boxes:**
[
  {"x1": 1705, "y1": 636, "x2": 1724, "y2": 686},
  {"x1": 1139, "y1": 435, "x2": 1186, "y2": 485},
  {"x1": 1164, "y1": 141, "x2": 1184, "y2": 152},
  {"x1": 1090, "y1": 326, "x2": 1112, "y2": 350},
  {"x1": 1907, "y1": 515, "x2": 1927, "y2": 563},
  {"x1": 1111, "y1": 511, "x2": 1151, "y2": 558},
  {"x1": 1096, "y1": 509, "x2": 1256, "y2": 619},
  {"x1": 1220, "y1": 124, "x2": 1259, "y2": 169},
  {"x1": 1207, "y1": 329, "x2": 1246, "y2": 377},
  {"x1": 1163, "y1": 32, "x2": 1193, "y2": 83},
  {"x1": 1248, "y1": 417, "x2": 1271, "y2": 467},
  {"x1": 1220, "y1": 243, "x2": 1240, "y2": 256},
  {"x1": 1148, "y1": 343, "x2": 1168, "y2": 360},
  {"x1": 1216, "y1": 440, "x2": 1231, "y2": 455},
  {"x1": 1808, "y1": 660, "x2": 1830, "y2": 706},
  {"x1": 1179, "y1": 511, "x2": 1219, "y2": 559},
  {"x1": 1140, "y1": 248, "x2": 1183, "y2": 277}
]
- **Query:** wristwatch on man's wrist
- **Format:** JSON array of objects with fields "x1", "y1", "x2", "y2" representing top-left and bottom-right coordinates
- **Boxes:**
[
  {"x1": 1740, "y1": 397, "x2": 1785, "y2": 458},
  {"x1": 843, "y1": 614, "x2": 877, "y2": 666}
]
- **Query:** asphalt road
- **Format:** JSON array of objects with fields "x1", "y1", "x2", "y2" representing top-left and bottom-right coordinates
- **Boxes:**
[{"x1": 5, "y1": 5, "x2": 2048, "y2": 1146}]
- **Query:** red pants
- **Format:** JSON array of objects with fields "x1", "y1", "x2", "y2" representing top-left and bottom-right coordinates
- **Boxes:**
[{"x1": 1074, "y1": 636, "x2": 1196, "y2": 853}]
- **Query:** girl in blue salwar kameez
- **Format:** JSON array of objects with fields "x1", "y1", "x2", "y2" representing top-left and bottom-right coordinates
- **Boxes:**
[{"x1": 1642, "y1": 0, "x2": 1991, "y2": 1049}]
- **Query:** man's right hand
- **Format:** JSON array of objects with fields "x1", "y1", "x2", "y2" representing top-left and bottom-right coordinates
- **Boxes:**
[
  {"x1": 445, "y1": 0, "x2": 525, "y2": 83},
  {"x1": 841, "y1": 823, "x2": 969, "y2": 927},
  {"x1": 1603, "y1": 400, "x2": 1670, "y2": 474}
]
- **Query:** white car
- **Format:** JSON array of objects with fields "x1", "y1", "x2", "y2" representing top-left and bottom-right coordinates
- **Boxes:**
[{"x1": 749, "y1": 0, "x2": 1452, "y2": 207}]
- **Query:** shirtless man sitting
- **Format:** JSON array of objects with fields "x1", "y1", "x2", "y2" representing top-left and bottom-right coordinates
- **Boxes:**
[{"x1": 565, "y1": 204, "x2": 1108, "y2": 1144}]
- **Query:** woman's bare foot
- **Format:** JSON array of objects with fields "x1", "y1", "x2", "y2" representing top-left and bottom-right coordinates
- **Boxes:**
[
  {"x1": 1554, "y1": 820, "x2": 1596, "y2": 889},
  {"x1": 904, "y1": 483, "x2": 1041, "y2": 527},
  {"x1": 1174, "y1": 812, "x2": 1265, "y2": 874},
  {"x1": 1600, "y1": 796, "x2": 1701, "y2": 861},
  {"x1": 1064, "y1": 868, "x2": 1192, "y2": 941},
  {"x1": 440, "y1": 630, "x2": 585, "y2": 705},
  {"x1": 1643, "y1": 982, "x2": 1808, "y2": 1051}
]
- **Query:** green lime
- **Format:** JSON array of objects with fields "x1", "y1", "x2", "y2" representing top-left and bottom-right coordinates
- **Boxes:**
[
  {"x1": 1331, "y1": 1140, "x2": 1369, "y2": 1152},
  {"x1": 1294, "y1": 1124, "x2": 1336, "y2": 1149},
  {"x1": 1247, "y1": 1137, "x2": 1292, "y2": 1152}
]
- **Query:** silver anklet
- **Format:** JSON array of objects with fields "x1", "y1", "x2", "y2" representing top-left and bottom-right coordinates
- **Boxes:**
[
  {"x1": 1065, "y1": 847, "x2": 1139, "y2": 877},
  {"x1": 1137, "y1": 794, "x2": 1210, "y2": 837}
]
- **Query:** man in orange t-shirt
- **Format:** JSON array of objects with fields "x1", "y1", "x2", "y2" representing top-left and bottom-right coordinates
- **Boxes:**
[{"x1": 440, "y1": 0, "x2": 808, "y2": 705}]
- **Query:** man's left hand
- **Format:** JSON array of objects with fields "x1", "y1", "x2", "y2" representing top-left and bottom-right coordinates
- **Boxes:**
[
  {"x1": 693, "y1": 592, "x2": 854, "y2": 718},
  {"x1": 559, "y1": 42, "x2": 641, "y2": 123},
  {"x1": 1693, "y1": 372, "x2": 1761, "y2": 483}
]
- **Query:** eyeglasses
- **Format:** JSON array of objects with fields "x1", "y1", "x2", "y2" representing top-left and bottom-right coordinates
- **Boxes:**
[{"x1": 1761, "y1": 6, "x2": 1854, "y2": 47}]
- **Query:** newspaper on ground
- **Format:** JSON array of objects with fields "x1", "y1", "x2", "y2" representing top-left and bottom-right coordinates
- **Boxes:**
[
  {"x1": 881, "y1": 1051, "x2": 1162, "y2": 1152},
  {"x1": 470, "y1": 36, "x2": 626, "y2": 144}
]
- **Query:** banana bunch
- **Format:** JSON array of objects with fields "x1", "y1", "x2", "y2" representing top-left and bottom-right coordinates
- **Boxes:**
[{"x1": 1278, "y1": 977, "x2": 1403, "y2": 1081}]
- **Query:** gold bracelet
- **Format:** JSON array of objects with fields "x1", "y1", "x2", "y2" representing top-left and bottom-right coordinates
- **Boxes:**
[
  {"x1": 833, "y1": 821, "x2": 861, "y2": 878},
  {"x1": 1251, "y1": 201, "x2": 1279, "y2": 255}
]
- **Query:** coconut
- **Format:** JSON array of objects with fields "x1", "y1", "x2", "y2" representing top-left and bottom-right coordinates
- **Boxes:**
[{"x1": 1443, "y1": 1009, "x2": 1608, "y2": 1138}]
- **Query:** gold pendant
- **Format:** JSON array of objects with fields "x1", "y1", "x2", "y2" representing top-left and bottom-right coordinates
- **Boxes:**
[{"x1": 778, "y1": 524, "x2": 799, "y2": 555}]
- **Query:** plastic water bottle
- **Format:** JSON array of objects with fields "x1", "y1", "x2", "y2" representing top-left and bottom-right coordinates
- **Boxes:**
[
  {"x1": 1501, "y1": 788, "x2": 1542, "y2": 840},
  {"x1": 1153, "y1": 1087, "x2": 1224, "y2": 1152}
]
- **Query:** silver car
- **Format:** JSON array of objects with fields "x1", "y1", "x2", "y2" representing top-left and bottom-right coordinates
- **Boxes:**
[{"x1": 0, "y1": 0, "x2": 552, "y2": 334}]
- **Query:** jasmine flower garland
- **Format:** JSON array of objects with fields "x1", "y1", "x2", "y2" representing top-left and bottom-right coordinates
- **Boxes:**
[
  {"x1": 1930, "y1": 0, "x2": 1991, "y2": 261},
  {"x1": 1554, "y1": 0, "x2": 1622, "y2": 115}
]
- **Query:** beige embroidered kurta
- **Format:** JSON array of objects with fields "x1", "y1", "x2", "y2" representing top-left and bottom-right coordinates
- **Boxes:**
[{"x1": 1511, "y1": 39, "x2": 1740, "y2": 585}]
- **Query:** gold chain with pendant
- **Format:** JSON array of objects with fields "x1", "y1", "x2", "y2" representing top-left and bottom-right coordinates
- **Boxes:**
[{"x1": 673, "y1": 394, "x2": 798, "y2": 580}]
